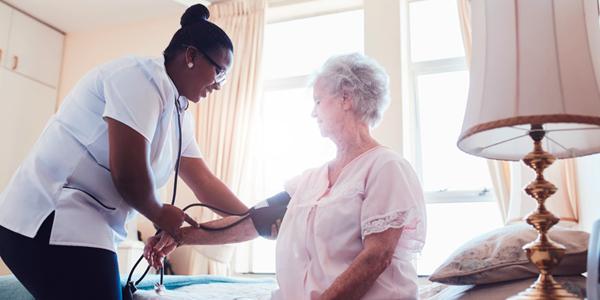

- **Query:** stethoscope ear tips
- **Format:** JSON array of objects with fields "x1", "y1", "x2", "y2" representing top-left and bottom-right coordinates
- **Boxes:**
[{"x1": 154, "y1": 282, "x2": 167, "y2": 296}]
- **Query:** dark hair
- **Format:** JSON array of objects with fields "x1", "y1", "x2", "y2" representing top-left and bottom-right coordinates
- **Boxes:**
[{"x1": 164, "y1": 4, "x2": 234, "y2": 61}]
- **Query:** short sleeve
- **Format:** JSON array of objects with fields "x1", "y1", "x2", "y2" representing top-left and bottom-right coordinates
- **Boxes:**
[
  {"x1": 102, "y1": 64, "x2": 164, "y2": 142},
  {"x1": 181, "y1": 110, "x2": 202, "y2": 158},
  {"x1": 283, "y1": 175, "x2": 301, "y2": 197},
  {"x1": 182, "y1": 135, "x2": 202, "y2": 158},
  {"x1": 360, "y1": 156, "x2": 426, "y2": 251}
]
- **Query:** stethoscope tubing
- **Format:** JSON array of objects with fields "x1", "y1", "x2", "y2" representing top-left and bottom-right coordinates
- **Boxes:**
[
  {"x1": 125, "y1": 95, "x2": 254, "y2": 292},
  {"x1": 125, "y1": 95, "x2": 184, "y2": 288}
]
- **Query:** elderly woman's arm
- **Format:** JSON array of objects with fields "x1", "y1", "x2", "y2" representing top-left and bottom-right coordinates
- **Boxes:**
[
  {"x1": 318, "y1": 227, "x2": 404, "y2": 300},
  {"x1": 144, "y1": 216, "x2": 281, "y2": 268}
]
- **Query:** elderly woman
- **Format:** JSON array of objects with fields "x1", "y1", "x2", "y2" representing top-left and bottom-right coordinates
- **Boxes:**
[{"x1": 146, "y1": 53, "x2": 427, "y2": 300}]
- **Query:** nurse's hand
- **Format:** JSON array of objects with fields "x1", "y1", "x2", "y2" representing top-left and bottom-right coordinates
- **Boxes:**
[
  {"x1": 154, "y1": 204, "x2": 199, "y2": 242},
  {"x1": 144, "y1": 232, "x2": 178, "y2": 268}
]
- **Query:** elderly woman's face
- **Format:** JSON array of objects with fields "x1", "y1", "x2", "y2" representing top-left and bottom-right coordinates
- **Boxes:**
[{"x1": 311, "y1": 79, "x2": 346, "y2": 138}]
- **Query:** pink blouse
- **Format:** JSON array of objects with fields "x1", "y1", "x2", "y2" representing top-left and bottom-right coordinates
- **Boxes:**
[{"x1": 270, "y1": 147, "x2": 426, "y2": 300}]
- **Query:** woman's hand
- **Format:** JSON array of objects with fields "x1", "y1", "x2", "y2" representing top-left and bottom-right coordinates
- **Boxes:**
[
  {"x1": 144, "y1": 231, "x2": 179, "y2": 268},
  {"x1": 263, "y1": 219, "x2": 281, "y2": 240},
  {"x1": 154, "y1": 204, "x2": 199, "y2": 242}
]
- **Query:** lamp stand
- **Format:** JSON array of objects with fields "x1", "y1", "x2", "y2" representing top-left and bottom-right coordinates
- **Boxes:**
[{"x1": 507, "y1": 125, "x2": 580, "y2": 300}]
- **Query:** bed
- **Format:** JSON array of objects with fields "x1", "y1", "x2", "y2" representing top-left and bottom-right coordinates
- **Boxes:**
[{"x1": 0, "y1": 223, "x2": 594, "y2": 300}]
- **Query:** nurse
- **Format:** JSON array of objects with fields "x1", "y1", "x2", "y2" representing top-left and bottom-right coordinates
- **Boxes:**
[{"x1": 0, "y1": 4, "x2": 247, "y2": 300}]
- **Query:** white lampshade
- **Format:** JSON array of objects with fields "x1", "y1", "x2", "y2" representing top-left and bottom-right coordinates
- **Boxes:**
[{"x1": 458, "y1": 0, "x2": 600, "y2": 161}]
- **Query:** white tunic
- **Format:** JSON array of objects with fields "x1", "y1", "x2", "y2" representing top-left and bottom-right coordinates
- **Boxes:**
[
  {"x1": 0, "y1": 55, "x2": 202, "y2": 253},
  {"x1": 271, "y1": 147, "x2": 426, "y2": 300}
]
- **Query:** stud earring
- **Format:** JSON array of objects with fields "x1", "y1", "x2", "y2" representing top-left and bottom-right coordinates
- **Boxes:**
[{"x1": 188, "y1": 62, "x2": 194, "y2": 69}]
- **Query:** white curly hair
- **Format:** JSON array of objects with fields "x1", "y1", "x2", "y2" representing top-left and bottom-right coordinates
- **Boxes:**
[{"x1": 310, "y1": 53, "x2": 391, "y2": 128}]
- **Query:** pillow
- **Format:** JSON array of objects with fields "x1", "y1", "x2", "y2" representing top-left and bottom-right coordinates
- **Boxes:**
[
  {"x1": 419, "y1": 275, "x2": 587, "y2": 300},
  {"x1": 429, "y1": 225, "x2": 589, "y2": 285}
]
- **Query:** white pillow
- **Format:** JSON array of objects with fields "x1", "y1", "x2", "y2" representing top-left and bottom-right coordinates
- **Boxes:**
[{"x1": 429, "y1": 225, "x2": 589, "y2": 285}]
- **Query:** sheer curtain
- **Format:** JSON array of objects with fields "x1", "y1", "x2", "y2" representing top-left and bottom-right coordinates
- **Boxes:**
[
  {"x1": 183, "y1": 0, "x2": 267, "y2": 275},
  {"x1": 456, "y1": 0, "x2": 578, "y2": 227}
]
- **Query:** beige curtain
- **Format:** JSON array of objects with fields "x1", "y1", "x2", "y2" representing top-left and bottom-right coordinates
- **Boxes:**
[
  {"x1": 456, "y1": 0, "x2": 579, "y2": 226},
  {"x1": 185, "y1": 0, "x2": 267, "y2": 275}
]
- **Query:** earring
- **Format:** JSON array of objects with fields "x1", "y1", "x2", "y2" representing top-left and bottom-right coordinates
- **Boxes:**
[{"x1": 188, "y1": 62, "x2": 194, "y2": 69}]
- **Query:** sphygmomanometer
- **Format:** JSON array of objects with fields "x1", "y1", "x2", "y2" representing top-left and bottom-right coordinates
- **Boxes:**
[
  {"x1": 122, "y1": 95, "x2": 290, "y2": 300},
  {"x1": 248, "y1": 191, "x2": 290, "y2": 236},
  {"x1": 181, "y1": 191, "x2": 290, "y2": 236}
]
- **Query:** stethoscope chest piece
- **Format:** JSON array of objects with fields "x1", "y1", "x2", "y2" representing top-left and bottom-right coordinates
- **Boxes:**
[{"x1": 154, "y1": 282, "x2": 166, "y2": 296}]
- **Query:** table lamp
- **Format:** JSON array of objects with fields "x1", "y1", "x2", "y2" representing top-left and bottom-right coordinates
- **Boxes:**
[{"x1": 457, "y1": 0, "x2": 600, "y2": 299}]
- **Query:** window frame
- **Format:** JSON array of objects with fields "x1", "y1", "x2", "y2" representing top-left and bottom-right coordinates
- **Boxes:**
[
  {"x1": 403, "y1": 0, "x2": 495, "y2": 205},
  {"x1": 401, "y1": 0, "x2": 503, "y2": 276}
]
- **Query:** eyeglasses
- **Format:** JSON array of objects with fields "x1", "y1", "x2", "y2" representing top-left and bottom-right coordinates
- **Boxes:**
[{"x1": 182, "y1": 44, "x2": 227, "y2": 84}]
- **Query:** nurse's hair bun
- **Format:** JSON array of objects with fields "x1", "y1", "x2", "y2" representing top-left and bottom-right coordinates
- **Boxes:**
[{"x1": 180, "y1": 4, "x2": 210, "y2": 27}]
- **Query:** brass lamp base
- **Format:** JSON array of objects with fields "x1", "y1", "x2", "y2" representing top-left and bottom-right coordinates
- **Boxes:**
[
  {"x1": 507, "y1": 275, "x2": 582, "y2": 300},
  {"x1": 506, "y1": 125, "x2": 581, "y2": 300}
]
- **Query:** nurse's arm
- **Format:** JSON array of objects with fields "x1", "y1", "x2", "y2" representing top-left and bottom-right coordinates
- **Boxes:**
[
  {"x1": 179, "y1": 156, "x2": 249, "y2": 215},
  {"x1": 317, "y1": 227, "x2": 404, "y2": 300},
  {"x1": 107, "y1": 118, "x2": 198, "y2": 239},
  {"x1": 144, "y1": 215, "x2": 269, "y2": 268}
]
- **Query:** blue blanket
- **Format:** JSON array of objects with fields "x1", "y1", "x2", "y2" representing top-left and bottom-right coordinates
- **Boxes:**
[{"x1": 0, "y1": 274, "x2": 277, "y2": 299}]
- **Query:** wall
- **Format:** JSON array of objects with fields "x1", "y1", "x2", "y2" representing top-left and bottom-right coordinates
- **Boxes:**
[
  {"x1": 57, "y1": 12, "x2": 182, "y2": 105},
  {"x1": 363, "y1": 0, "x2": 403, "y2": 155}
]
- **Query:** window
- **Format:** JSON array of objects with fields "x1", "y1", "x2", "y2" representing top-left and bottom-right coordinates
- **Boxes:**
[
  {"x1": 404, "y1": 0, "x2": 503, "y2": 275},
  {"x1": 238, "y1": 9, "x2": 365, "y2": 274}
]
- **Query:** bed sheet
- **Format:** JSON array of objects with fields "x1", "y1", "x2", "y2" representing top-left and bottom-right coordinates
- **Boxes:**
[
  {"x1": 130, "y1": 274, "x2": 278, "y2": 300},
  {"x1": 134, "y1": 282, "x2": 278, "y2": 300},
  {"x1": 0, "y1": 274, "x2": 278, "y2": 300}
]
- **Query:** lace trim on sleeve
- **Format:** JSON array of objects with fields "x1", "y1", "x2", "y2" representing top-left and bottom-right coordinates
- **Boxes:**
[{"x1": 361, "y1": 205, "x2": 425, "y2": 255}]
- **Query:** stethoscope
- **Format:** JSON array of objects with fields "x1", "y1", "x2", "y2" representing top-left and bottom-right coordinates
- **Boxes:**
[
  {"x1": 123, "y1": 94, "x2": 255, "y2": 299},
  {"x1": 122, "y1": 94, "x2": 186, "y2": 298}
]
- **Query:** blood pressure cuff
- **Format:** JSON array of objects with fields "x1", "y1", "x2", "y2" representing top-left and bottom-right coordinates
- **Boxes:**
[{"x1": 249, "y1": 191, "x2": 291, "y2": 236}]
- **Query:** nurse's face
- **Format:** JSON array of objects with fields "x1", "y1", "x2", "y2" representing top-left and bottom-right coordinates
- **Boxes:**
[{"x1": 182, "y1": 46, "x2": 233, "y2": 103}]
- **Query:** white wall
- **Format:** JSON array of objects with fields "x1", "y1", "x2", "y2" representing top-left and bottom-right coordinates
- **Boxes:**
[{"x1": 57, "y1": 12, "x2": 182, "y2": 106}]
